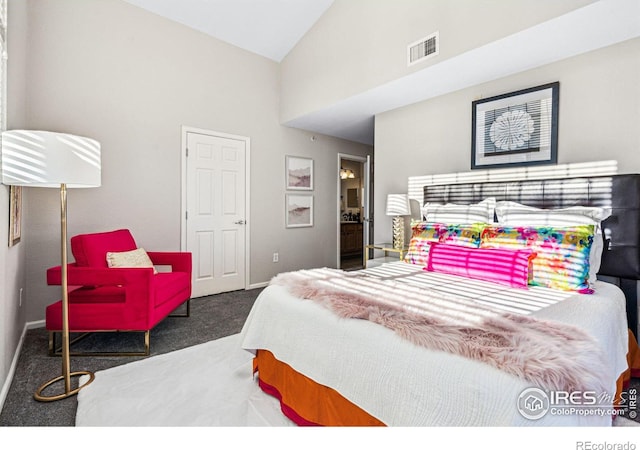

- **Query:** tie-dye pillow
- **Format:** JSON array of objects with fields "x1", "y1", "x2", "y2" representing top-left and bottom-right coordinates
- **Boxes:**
[
  {"x1": 404, "y1": 222, "x2": 485, "y2": 266},
  {"x1": 494, "y1": 201, "x2": 611, "y2": 287},
  {"x1": 480, "y1": 224, "x2": 595, "y2": 293}
]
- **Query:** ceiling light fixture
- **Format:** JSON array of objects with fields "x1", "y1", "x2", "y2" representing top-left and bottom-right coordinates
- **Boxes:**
[{"x1": 340, "y1": 168, "x2": 355, "y2": 179}]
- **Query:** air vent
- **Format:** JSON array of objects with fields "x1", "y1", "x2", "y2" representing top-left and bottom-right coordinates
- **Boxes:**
[{"x1": 408, "y1": 32, "x2": 439, "y2": 66}]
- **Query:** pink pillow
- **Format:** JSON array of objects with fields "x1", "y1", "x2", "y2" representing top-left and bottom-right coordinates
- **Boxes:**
[{"x1": 425, "y1": 242, "x2": 535, "y2": 288}]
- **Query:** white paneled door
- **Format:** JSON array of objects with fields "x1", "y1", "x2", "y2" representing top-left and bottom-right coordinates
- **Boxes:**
[{"x1": 185, "y1": 130, "x2": 247, "y2": 297}]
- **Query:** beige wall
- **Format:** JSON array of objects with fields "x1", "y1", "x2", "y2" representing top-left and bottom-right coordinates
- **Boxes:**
[
  {"x1": 18, "y1": 0, "x2": 371, "y2": 322},
  {"x1": 280, "y1": 0, "x2": 594, "y2": 124},
  {"x1": 373, "y1": 37, "x2": 640, "y2": 243},
  {"x1": 1, "y1": 0, "x2": 28, "y2": 406}
]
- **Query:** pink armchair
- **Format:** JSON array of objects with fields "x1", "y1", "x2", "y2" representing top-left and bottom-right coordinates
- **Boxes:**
[{"x1": 45, "y1": 229, "x2": 192, "y2": 356}]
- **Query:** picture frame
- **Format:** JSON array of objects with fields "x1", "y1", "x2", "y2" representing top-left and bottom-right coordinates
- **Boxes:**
[
  {"x1": 8, "y1": 185, "x2": 21, "y2": 247},
  {"x1": 471, "y1": 82, "x2": 559, "y2": 170},
  {"x1": 286, "y1": 193, "x2": 313, "y2": 228},
  {"x1": 285, "y1": 155, "x2": 313, "y2": 190}
]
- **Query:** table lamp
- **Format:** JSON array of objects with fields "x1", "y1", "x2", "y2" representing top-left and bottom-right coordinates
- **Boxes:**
[
  {"x1": 385, "y1": 194, "x2": 411, "y2": 250},
  {"x1": 1, "y1": 129, "x2": 101, "y2": 402}
]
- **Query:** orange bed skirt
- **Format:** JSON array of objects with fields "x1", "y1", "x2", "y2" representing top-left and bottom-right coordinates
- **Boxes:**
[
  {"x1": 255, "y1": 330, "x2": 640, "y2": 426},
  {"x1": 616, "y1": 329, "x2": 640, "y2": 405},
  {"x1": 253, "y1": 349, "x2": 385, "y2": 426}
]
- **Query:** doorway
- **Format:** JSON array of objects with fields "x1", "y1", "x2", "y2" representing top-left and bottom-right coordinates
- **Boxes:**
[
  {"x1": 337, "y1": 154, "x2": 370, "y2": 270},
  {"x1": 181, "y1": 127, "x2": 251, "y2": 297}
]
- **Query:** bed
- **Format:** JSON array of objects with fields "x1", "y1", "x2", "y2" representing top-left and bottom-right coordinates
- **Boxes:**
[{"x1": 240, "y1": 174, "x2": 640, "y2": 426}]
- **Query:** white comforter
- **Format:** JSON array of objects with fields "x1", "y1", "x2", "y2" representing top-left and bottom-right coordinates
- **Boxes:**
[{"x1": 240, "y1": 262, "x2": 629, "y2": 426}]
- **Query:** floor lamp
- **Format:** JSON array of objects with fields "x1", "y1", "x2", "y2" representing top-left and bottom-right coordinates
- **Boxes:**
[{"x1": 1, "y1": 129, "x2": 101, "y2": 402}]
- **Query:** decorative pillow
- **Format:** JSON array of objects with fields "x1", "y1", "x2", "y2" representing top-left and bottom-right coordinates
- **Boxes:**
[
  {"x1": 106, "y1": 248, "x2": 157, "y2": 274},
  {"x1": 425, "y1": 242, "x2": 535, "y2": 288},
  {"x1": 494, "y1": 201, "x2": 611, "y2": 285},
  {"x1": 480, "y1": 225, "x2": 595, "y2": 293},
  {"x1": 422, "y1": 197, "x2": 496, "y2": 225},
  {"x1": 405, "y1": 236, "x2": 432, "y2": 266},
  {"x1": 404, "y1": 222, "x2": 486, "y2": 266}
]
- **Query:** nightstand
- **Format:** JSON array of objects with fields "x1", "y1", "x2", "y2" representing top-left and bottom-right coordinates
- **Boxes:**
[{"x1": 365, "y1": 243, "x2": 408, "y2": 268}]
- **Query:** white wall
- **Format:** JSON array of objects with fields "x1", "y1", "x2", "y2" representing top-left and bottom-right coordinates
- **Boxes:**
[
  {"x1": 19, "y1": 0, "x2": 371, "y2": 322},
  {"x1": 0, "y1": 0, "x2": 28, "y2": 407},
  {"x1": 280, "y1": 0, "x2": 594, "y2": 124},
  {"x1": 373, "y1": 37, "x2": 640, "y2": 244}
]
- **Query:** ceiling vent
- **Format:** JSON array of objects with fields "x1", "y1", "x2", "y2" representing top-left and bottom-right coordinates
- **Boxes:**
[{"x1": 408, "y1": 32, "x2": 439, "y2": 66}]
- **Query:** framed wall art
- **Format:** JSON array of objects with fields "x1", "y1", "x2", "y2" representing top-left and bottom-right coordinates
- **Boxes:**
[
  {"x1": 285, "y1": 155, "x2": 313, "y2": 190},
  {"x1": 286, "y1": 193, "x2": 313, "y2": 228},
  {"x1": 471, "y1": 82, "x2": 559, "y2": 170},
  {"x1": 8, "y1": 185, "x2": 21, "y2": 246}
]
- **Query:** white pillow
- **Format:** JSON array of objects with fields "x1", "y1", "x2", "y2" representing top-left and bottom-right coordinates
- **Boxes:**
[
  {"x1": 494, "y1": 201, "x2": 612, "y2": 284},
  {"x1": 422, "y1": 197, "x2": 496, "y2": 225},
  {"x1": 494, "y1": 201, "x2": 611, "y2": 226},
  {"x1": 106, "y1": 248, "x2": 158, "y2": 274}
]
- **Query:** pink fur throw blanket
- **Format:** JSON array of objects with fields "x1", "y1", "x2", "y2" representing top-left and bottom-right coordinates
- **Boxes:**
[{"x1": 270, "y1": 268, "x2": 610, "y2": 394}]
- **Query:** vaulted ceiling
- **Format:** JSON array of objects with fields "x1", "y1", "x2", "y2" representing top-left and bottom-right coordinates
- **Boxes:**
[{"x1": 122, "y1": 0, "x2": 640, "y2": 145}]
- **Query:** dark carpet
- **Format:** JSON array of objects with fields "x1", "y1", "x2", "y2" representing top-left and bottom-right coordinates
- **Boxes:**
[{"x1": 0, "y1": 288, "x2": 262, "y2": 426}]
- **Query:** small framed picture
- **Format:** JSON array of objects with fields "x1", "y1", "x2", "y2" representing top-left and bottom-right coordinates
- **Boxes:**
[
  {"x1": 285, "y1": 155, "x2": 313, "y2": 190},
  {"x1": 286, "y1": 193, "x2": 313, "y2": 228},
  {"x1": 8, "y1": 185, "x2": 22, "y2": 247},
  {"x1": 471, "y1": 82, "x2": 559, "y2": 169}
]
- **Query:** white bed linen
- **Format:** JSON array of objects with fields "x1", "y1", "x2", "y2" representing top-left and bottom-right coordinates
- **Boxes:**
[{"x1": 240, "y1": 262, "x2": 629, "y2": 426}]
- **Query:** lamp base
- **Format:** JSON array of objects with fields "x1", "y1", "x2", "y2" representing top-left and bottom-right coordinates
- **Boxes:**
[
  {"x1": 392, "y1": 216, "x2": 405, "y2": 250},
  {"x1": 32, "y1": 184, "x2": 97, "y2": 403},
  {"x1": 34, "y1": 370, "x2": 95, "y2": 402}
]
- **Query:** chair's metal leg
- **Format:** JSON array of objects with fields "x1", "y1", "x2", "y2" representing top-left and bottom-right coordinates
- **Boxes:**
[
  {"x1": 52, "y1": 332, "x2": 93, "y2": 355},
  {"x1": 169, "y1": 298, "x2": 191, "y2": 318},
  {"x1": 45, "y1": 297, "x2": 189, "y2": 357},
  {"x1": 48, "y1": 330, "x2": 151, "y2": 357},
  {"x1": 144, "y1": 330, "x2": 150, "y2": 356},
  {"x1": 48, "y1": 331, "x2": 55, "y2": 356}
]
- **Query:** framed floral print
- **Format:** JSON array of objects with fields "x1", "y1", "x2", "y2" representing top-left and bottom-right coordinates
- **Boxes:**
[{"x1": 471, "y1": 82, "x2": 559, "y2": 169}]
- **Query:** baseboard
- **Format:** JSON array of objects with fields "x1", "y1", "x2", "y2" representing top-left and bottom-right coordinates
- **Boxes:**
[
  {"x1": 0, "y1": 324, "x2": 26, "y2": 411},
  {"x1": 0, "y1": 320, "x2": 45, "y2": 412},
  {"x1": 248, "y1": 281, "x2": 269, "y2": 289},
  {"x1": 28, "y1": 319, "x2": 45, "y2": 329}
]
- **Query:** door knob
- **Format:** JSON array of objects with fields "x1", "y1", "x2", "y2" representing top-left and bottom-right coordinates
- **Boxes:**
[{"x1": 234, "y1": 220, "x2": 246, "y2": 225}]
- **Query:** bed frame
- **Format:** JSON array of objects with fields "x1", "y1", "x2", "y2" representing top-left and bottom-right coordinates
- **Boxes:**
[{"x1": 423, "y1": 174, "x2": 640, "y2": 338}]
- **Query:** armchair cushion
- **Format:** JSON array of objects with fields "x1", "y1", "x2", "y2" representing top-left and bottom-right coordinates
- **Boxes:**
[{"x1": 71, "y1": 229, "x2": 137, "y2": 268}]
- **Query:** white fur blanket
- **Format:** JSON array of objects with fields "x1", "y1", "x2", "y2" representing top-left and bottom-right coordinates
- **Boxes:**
[{"x1": 271, "y1": 268, "x2": 609, "y2": 394}]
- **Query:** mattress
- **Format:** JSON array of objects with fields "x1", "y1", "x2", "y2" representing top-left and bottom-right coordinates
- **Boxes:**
[{"x1": 240, "y1": 261, "x2": 629, "y2": 426}]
